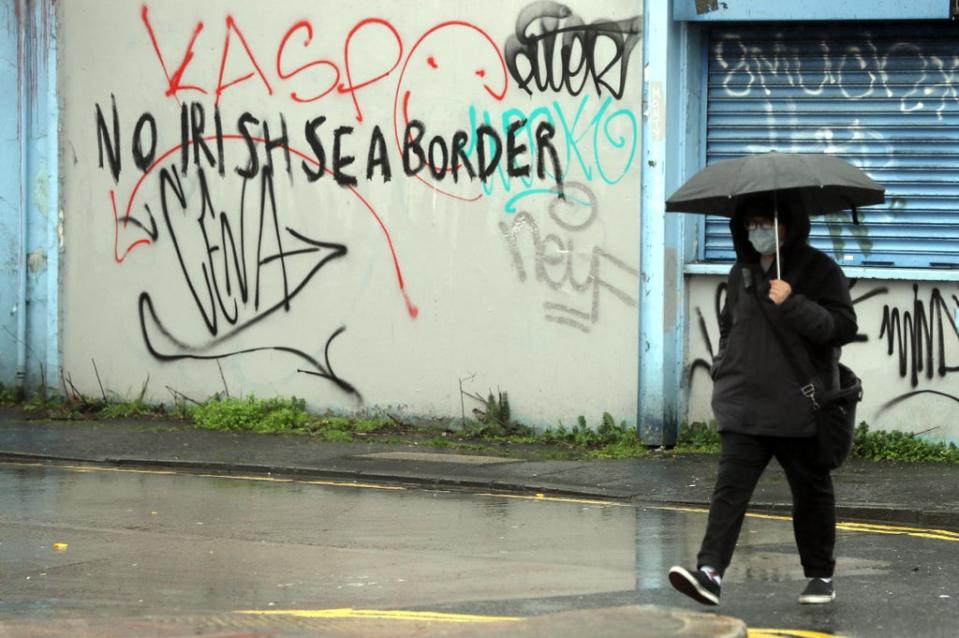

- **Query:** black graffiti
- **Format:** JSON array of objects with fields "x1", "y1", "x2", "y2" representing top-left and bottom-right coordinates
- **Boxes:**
[
  {"x1": 182, "y1": 102, "x2": 227, "y2": 176},
  {"x1": 879, "y1": 284, "x2": 959, "y2": 388},
  {"x1": 687, "y1": 283, "x2": 726, "y2": 387},
  {"x1": 504, "y1": 1, "x2": 642, "y2": 99},
  {"x1": 848, "y1": 278, "x2": 888, "y2": 343},
  {"x1": 139, "y1": 294, "x2": 357, "y2": 397},
  {"x1": 157, "y1": 163, "x2": 346, "y2": 336},
  {"x1": 95, "y1": 94, "x2": 122, "y2": 184},
  {"x1": 137, "y1": 161, "x2": 358, "y2": 396},
  {"x1": 96, "y1": 100, "x2": 565, "y2": 192},
  {"x1": 878, "y1": 389, "x2": 959, "y2": 414},
  {"x1": 402, "y1": 118, "x2": 563, "y2": 195},
  {"x1": 132, "y1": 113, "x2": 158, "y2": 172}
]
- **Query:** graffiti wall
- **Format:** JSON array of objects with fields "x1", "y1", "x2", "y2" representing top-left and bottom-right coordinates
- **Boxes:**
[
  {"x1": 686, "y1": 276, "x2": 959, "y2": 441},
  {"x1": 59, "y1": 1, "x2": 643, "y2": 425}
]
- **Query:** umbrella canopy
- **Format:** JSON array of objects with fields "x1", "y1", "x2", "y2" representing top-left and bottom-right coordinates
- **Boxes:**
[{"x1": 665, "y1": 151, "x2": 885, "y2": 219}]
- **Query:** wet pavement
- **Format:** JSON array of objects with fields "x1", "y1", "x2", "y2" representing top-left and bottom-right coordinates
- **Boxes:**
[
  {"x1": 2, "y1": 413, "x2": 959, "y2": 529},
  {"x1": 3, "y1": 412, "x2": 959, "y2": 636},
  {"x1": 1, "y1": 462, "x2": 957, "y2": 637}
]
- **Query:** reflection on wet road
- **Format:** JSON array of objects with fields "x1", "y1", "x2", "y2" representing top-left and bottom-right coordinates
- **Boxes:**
[{"x1": 0, "y1": 462, "x2": 956, "y2": 636}]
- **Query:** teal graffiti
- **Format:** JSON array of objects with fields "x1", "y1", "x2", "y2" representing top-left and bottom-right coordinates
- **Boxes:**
[
  {"x1": 467, "y1": 95, "x2": 638, "y2": 212},
  {"x1": 504, "y1": 188, "x2": 593, "y2": 214},
  {"x1": 556, "y1": 96, "x2": 593, "y2": 181},
  {"x1": 593, "y1": 99, "x2": 638, "y2": 186}
]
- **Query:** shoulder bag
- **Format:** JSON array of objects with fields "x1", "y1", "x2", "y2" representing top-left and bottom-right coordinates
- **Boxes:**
[{"x1": 750, "y1": 272, "x2": 863, "y2": 469}]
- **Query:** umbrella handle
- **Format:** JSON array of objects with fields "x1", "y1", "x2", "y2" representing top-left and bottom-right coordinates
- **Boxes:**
[{"x1": 774, "y1": 196, "x2": 782, "y2": 280}]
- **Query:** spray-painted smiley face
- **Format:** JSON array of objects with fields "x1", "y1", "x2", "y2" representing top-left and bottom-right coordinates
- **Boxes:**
[{"x1": 393, "y1": 21, "x2": 509, "y2": 202}]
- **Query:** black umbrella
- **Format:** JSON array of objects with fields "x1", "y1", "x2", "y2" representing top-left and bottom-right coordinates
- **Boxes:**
[{"x1": 665, "y1": 151, "x2": 885, "y2": 278}]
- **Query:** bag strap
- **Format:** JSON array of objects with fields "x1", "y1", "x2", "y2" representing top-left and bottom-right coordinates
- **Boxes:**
[{"x1": 745, "y1": 267, "x2": 822, "y2": 409}]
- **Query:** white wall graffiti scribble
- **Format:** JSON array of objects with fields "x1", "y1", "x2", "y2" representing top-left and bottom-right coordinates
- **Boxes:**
[
  {"x1": 709, "y1": 28, "x2": 959, "y2": 267},
  {"x1": 499, "y1": 183, "x2": 638, "y2": 333},
  {"x1": 715, "y1": 37, "x2": 959, "y2": 120}
]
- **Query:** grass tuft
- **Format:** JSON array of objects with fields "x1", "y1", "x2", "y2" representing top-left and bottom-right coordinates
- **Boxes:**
[
  {"x1": 675, "y1": 421, "x2": 721, "y2": 453},
  {"x1": 852, "y1": 423, "x2": 959, "y2": 463},
  {"x1": 190, "y1": 395, "x2": 310, "y2": 434}
]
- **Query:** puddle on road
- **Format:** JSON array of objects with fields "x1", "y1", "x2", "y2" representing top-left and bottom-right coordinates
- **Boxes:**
[{"x1": 0, "y1": 461, "x2": 951, "y2": 638}]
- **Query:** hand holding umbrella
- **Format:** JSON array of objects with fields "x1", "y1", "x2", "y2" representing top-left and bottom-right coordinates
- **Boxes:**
[{"x1": 769, "y1": 279, "x2": 792, "y2": 305}]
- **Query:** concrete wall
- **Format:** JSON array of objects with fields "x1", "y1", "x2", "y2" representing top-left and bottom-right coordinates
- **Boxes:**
[
  {"x1": 686, "y1": 276, "x2": 959, "y2": 441},
  {"x1": 59, "y1": 0, "x2": 644, "y2": 427}
]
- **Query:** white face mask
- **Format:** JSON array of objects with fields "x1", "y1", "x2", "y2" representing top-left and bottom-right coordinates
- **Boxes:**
[{"x1": 748, "y1": 227, "x2": 781, "y2": 256}]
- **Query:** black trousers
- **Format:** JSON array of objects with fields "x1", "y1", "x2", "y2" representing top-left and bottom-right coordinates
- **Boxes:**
[{"x1": 697, "y1": 431, "x2": 836, "y2": 579}]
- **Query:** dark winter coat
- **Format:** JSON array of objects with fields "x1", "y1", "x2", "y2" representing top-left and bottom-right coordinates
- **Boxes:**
[{"x1": 710, "y1": 209, "x2": 858, "y2": 437}]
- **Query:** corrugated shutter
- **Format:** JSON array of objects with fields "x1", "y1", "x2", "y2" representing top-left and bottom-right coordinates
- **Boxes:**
[{"x1": 704, "y1": 23, "x2": 959, "y2": 269}]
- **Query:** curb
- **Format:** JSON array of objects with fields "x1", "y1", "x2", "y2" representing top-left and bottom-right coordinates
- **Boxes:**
[{"x1": 3, "y1": 450, "x2": 957, "y2": 530}]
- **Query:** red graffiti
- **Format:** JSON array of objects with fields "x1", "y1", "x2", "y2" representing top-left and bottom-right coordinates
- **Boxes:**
[
  {"x1": 110, "y1": 135, "x2": 418, "y2": 319},
  {"x1": 215, "y1": 16, "x2": 274, "y2": 106},
  {"x1": 140, "y1": 5, "x2": 206, "y2": 99},
  {"x1": 276, "y1": 21, "x2": 340, "y2": 103},
  {"x1": 141, "y1": 7, "x2": 404, "y2": 116},
  {"x1": 138, "y1": 5, "x2": 504, "y2": 151},
  {"x1": 339, "y1": 18, "x2": 404, "y2": 123}
]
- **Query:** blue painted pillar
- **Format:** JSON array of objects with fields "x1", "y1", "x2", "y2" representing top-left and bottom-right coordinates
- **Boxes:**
[
  {"x1": 0, "y1": 3, "x2": 21, "y2": 390},
  {"x1": 0, "y1": 1, "x2": 59, "y2": 395},
  {"x1": 639, "y1": 1, "x2": 689, "y2": 445}
]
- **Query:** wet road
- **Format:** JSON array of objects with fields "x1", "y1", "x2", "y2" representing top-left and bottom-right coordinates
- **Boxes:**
[{"x1": 0, "y1": 461, "x2": 957, "y2": 637}]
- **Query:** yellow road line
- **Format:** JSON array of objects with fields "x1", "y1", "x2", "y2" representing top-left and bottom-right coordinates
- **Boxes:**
[
  {"x1": 749, "y1": 629, "x2": 844, "y2": 638},
  {"x1": 838, "y1": 521, "x2": 959, "y2": 538},
  {"x1": 474, "y1": 492, "x2": 629, "y2": 507},
  {"x1": 236, "y1": 608, "x2": 521, "y2": 623},
  {"x1": 6, "y1": 461, "x2": 406, "y2": 491},
  {"x1": 649, "y1": 505, "x2": 959, "y2": 542},
  {"x1": 10, "y1": 461, "x2": 959, "y2": 541}
]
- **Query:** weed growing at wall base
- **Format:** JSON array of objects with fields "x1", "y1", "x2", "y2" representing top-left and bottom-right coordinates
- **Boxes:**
[
  {"x1": 543, "y1": 413, "x2": 648, "y2": 458},
  {"x1": 678, "y1": 421, "x2": 959, "y2": 464},
  {"x1": 188, "y1": 396, "x2": 397, "y2": 441},
  {"x1": 675, "y1": 421, "x2": 721, "y2": 453},
  {"x1": 7, "y1": 387, "x2": 959, "y2": 464},
  {"x1": 99, "y1": 378, "x2": 155, "y2": 418},
  {"x1": 852, "y1": 423, "x2": 959, "y2": 463},
  {"x1": 305, "y1": 415, "x2": 394, "y2": 442},
  {"x1": 0, "y1": 383, "x2": 16, "y2": 405},
  {"x1": 190, "y1": 396, "x2": 310, "y2": 434}
]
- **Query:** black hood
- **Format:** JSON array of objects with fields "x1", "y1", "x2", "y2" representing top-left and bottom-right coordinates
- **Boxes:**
[{"x1": 728, "y1": 189, "x2": 811, "y2": 267}]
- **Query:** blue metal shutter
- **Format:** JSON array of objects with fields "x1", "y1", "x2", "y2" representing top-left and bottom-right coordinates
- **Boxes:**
[{"x1": 704, "y1": 23, "x2": 959, "y2": 269}]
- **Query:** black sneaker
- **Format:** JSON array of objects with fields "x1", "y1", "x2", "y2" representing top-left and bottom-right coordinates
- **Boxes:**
[
  {"x1": 799, "y1": 578, "x2": 835, "y2": 604},
  {"x1": 668, "y1": 566, "x2": 720, "y2": 606}
]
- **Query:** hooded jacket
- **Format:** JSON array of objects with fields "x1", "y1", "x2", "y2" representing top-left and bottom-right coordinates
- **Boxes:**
[{"x1": 710, "y1": 203, "x2": 858, "y2": 437}]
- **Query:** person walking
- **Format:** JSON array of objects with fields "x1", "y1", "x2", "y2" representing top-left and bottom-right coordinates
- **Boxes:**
[{"x1": 668, "y1": 192, "x2": 858, "y2": 606}]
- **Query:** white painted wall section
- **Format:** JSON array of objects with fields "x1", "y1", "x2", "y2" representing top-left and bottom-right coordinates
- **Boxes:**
[{"x1": 59, "y1": 1, "x2": 644, "y2": 427}]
